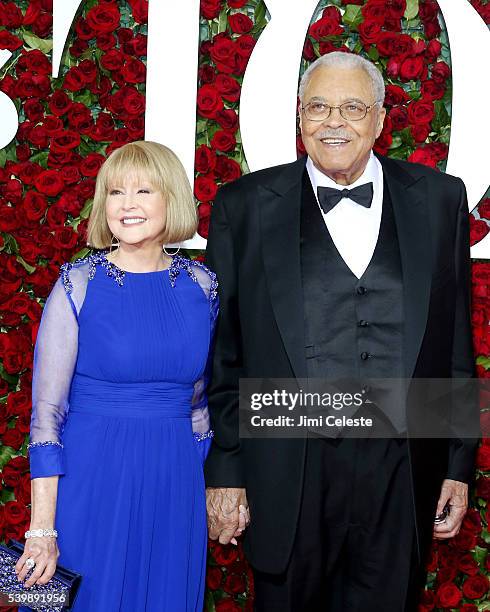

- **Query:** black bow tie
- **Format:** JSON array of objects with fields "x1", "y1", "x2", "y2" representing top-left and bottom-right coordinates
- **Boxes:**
[{"x1": 317, "y1": 182, "x2": 374, "y2": 214}]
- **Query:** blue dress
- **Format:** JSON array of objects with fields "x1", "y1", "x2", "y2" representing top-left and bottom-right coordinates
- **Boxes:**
[{"x1": 24, "y1": 249, "x2": 218, "y2": 612}]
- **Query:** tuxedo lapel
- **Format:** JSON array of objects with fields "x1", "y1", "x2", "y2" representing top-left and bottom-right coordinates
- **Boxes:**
[
  {"x1": 377, "y1": 154, "x2": 432, "y2": 379},
  {"x1": 259, "y1": 158, "x2": 308, "y2": 379}
]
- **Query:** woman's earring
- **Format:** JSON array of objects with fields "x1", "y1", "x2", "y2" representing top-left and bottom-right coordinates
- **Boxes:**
[
  {"x1": 110, "y1": 234, "x2": 120, "y2": 252},
  {"x1": 163, "y1": 245, "x2": 180, "y2": 256}
]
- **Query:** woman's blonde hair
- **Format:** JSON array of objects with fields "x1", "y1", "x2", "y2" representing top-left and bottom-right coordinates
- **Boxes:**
[{"x1": 87, "y1": 141, "x2": 198, "y2": 248}]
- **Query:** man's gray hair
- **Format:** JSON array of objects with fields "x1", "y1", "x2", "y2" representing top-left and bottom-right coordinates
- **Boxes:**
[{"x1": 298, "y1": 51, "x2": 385, "y2": 104}]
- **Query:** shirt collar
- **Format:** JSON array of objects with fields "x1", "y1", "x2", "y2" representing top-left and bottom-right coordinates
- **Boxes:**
[{"x1": 306, "y1": 151, "x2": 379, "y2": 193}]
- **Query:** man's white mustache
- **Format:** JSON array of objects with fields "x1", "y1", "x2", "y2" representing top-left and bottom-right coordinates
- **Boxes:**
[{"x1": 316, "y1": 131, "x2": 352, "y2": 141}]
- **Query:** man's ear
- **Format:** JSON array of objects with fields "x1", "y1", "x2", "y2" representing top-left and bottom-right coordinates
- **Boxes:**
[{"x1": 375, "y1": 106, "x2": 387, "y2": 139}]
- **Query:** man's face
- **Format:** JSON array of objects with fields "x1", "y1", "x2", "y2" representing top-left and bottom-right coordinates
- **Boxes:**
[{"x1": 299, "y1": 66, "x2": 386, "y2": 185}]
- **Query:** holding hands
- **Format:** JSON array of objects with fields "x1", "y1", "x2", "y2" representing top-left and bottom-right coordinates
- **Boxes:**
[{"x1": 206, "y1": 488, "x2": 250, "y2": 545}]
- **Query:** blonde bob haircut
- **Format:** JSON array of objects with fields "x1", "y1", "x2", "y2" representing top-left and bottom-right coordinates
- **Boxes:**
[{"x1": 87, "y1": 141, "x2": 198, "y2": 249}]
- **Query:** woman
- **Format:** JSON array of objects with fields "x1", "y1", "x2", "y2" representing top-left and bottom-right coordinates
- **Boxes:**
[{"x1": 17, "y1": 141, "x2": 219, "y2": 611}]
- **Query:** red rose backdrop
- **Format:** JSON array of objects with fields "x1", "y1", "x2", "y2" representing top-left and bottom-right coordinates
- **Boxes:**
[{"x1": 0, "y1": 0, "x2": 488, "y2": 609}]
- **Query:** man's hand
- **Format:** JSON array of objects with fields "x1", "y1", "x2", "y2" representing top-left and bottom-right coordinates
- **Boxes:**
[
  {"x1": 206, "y1": 487, "x2": 250, "y2": 546},
  {"x1": 433, "y1": 478, "x2": 468, "y2": 540}
]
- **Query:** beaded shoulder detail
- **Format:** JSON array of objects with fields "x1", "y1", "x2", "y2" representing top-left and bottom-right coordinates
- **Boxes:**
[{"x1": 60, "y1": 249, "x2": 218, "y2": 302}]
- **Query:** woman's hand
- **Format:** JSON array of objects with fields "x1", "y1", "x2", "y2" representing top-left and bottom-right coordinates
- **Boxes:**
[{"x1": 15, "y1": 537, "x2": 60, "y2": 588}]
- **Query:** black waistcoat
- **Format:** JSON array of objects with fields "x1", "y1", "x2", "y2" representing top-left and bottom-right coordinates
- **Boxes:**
[{"x1": 300, "y1": 170, "x2": 406, "y2": 432}]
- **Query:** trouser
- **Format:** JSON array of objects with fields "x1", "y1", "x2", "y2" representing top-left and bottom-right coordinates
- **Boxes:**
[{"x1": 252, "y1": 436, "x2": 427, "y2": 611}]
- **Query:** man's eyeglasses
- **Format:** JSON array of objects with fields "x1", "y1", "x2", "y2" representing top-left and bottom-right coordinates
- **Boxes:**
[{"x1": 301, "y1": 99, "x2": 383, "y2": 122}]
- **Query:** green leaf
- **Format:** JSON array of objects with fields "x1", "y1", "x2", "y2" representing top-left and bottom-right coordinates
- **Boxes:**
[
  {"x1": 79, "y1": 198, "x2": 93, "y2": 220},
  {"x1": 0, "y1": 444, "x2": 17, "y2": 470},
  {"x1": 342, "y1": 5, "x2": 363, "y2": 28},
  {"x1": 0, "y1": 362, "x2": 18, "y2": 386},
  {"x1": 16, "y1": 255, "x2": 36, "y2": 274},
  {"x1": 368, "y1": 46, "x2": 379, "y2": 62},
  {"x1": 389, "y1": 135, "x2": 403, "y2": 149},
  {"x1": 404, "y1": 0, "x2": 419, "y2": 21},
  {"x1": 474, "y1": 545, "x2": 488, "y2": 566},
  {"x1": 218, "y1": 9, "x2": 228, "y2": 33},
  {"x1": 254, "y1": 1, "x2": 266, "y2": 25},
  {"x1": 204, "y1": 590, "x2": 216, "y2": 612},
  {"x1": 71, "y1": 247, "x2": 91, "y2": 261},
  {"x1": 476, "y1": 356, "x2": 490, "y2": 369},
  {"x1": 30, "y1": 151, "x2": 49, "y2": 167},
  {"x1": 23, "y1": 33, "x2": 53, "y2": 54},
  {"x1": 0, "y1": 488, "x2": 16, "y2": 503},
  {"x1": 0, "y1": 148, "x2": 6, "y2": 168}
]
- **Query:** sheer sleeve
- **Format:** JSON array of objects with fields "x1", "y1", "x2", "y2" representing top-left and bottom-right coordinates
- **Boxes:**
[
  {"x1": 189, "y1": 262, "x2": 219, "y2": 463},
  {"x1": 28, "y1": 261, "x2": 88, "y2": 479}
]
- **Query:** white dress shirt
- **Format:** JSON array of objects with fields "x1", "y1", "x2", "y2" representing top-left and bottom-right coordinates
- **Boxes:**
[{"x1": 306, "y1": 151, "x2": 384, "y2": 279}]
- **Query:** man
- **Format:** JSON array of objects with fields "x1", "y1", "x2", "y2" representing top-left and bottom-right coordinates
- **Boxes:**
[{"x1": 204, "y1": 51, "x2": 478, "y2": 610}]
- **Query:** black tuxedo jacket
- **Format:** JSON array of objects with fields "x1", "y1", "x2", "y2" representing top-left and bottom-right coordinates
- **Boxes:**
[{"x1": 204, "y1": 153, "x2": 478, "y2": 574}]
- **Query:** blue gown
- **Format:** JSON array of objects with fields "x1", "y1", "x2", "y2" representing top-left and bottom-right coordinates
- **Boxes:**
[{"x1": 24, "y1": 249, "x2": 218, "y2": 612}]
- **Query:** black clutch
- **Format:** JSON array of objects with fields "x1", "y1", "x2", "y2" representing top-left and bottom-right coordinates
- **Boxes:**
[{"x1": 0, "y1": 539, "x2": 82, "y2": 611}]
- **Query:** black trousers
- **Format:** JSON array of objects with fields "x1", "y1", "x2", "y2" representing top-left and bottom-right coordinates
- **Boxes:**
[{"x1": 252, "y1": 436, "x2": 428, "y2": 611}]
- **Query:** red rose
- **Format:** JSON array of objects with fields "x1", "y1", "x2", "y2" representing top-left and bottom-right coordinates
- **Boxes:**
[
  {"x1": 194, "y1": 175, "x2": 218, "y2": 202},
  {"x1": 223, "y1": 573, "x2": 246, "y2": 594},
  {"x1": 452, "y1": 527, "x2": 478, "y2": 552},
  {"x1": 50, "y1": 130, "x2": 81, "y2": 153},
  {"x1": 458, "y1": 552, "x2": 479, "y2": 576},
  {"x1": 389, "y1": 106, "x2": 409, "y2": 131},
  {"x1": 228, "y1": 0, "x2": 246, "y2": 7},
  {"x1": 128, "y1": 0, "x2": 148, "y2": 24},
  {"x1": 362, "y1": 0, "x2": 386, "y2": 24},
  {"x1": 0, "y1": 30, "x2": 23, "y2": 50},
  {"x1": 16, "y1": 143, "x2": 31, "y2": 162},
  {"x1": 3, "y1": 501, "x2": 28, "y2": 525},
  {"x1": 75, "y1": 17, "x2": 96, "y2": 41},
  {"x1": 64, "y1": 66, "x2": 86, "y2": 92},
  {"x1": 34, "y1": 170, "x2": 65, "y2": 197},
  {"x1": 228, "y1": 13, "x2": 253, "y2": 34},
  {"x1": 121, "y1": 58, "x2": 146, "y2": 83},
  {"x1": 459, "y1": 605, "x2": 478, "y2": 612},
  {"x1": 235, "y1": 34, "x2": 255, "y2": 59},
  {"x1": 308, "y1": 17, "x2": 343, "y2": 41},
  {"x1": 121, "y1": 87, "x2": 145, "y2": 115},
  {"x1": 386, "y1": 57, "x2": 401, "y2": 78},
  {"x1": 198, "y1": 202, "x2": 211, "y2": 238},
  {"x1": 215, "y1": 598, "x2": 242, "y2": 612},
  {"x1": 2, "y1": 427, "x2": 25, "y2": 450},
  {"x1": 431, "y1": 61, "x2": 451, "y2": 84},
  {"x1": 197, "y1": 84, "x2": 223, "y2": 119},
  {"x1": 6, "y1": 389, "x2": 31, "y2": 417},
  {"x1": 212, "y1": 544, "x2": 239, "y2": 566},
  {"x1": 206, "y1": 566, "x2": 222, "y2": 590},
  {"x1": 407, "y1": 100, "x2": 435, "y2": 125},
  {"x1": 48, "y1": 90, "x2": 72, "y2": 116},
  {"x1": 199, "y1": 64, "x2": 216, "y2": 84},
  {"x1": 358, "y1": 20, "x2": 383, "y2": 45},
  {"x1": 100, "y1": 49, "x2": 125, "y2": 71},
  {"x1": 408, "y1": 147, "x2": 437, "y2": 169},
  {"x1": 424, "y1": 20, "x2": 441, "y2": 40},
  {"x1": 201, "y1": 0, "x2": 222, "y2": 20},
  {"x1": 211, "y1": 130, "x2": 236, "y2": 152},
  {"x1": 23, "y1": 99, "x2": 45, "y2": 123},
  {"x1": 67, "y1": 103, "x2": 93, "y2": 132},
  {"x1": 477, "y1": 199, "x2": 490, "y2": 221},
  {"x1": 377, "y1": 33, "x2": 415, "y2": 58},
  {"x1": 410, "y1": 124, "x2": 430, "y2": 143},
  {"x1": 23, "y1": 191, "x2": 48, "y2": 222},
  {"x1": 419, "y1": 589, "x2": 435, "y2": 608},
  {"x1": 210, "y1": 34, "x2": 237, "y2": 73},
  {"x1": 426, "y1": 39, "x2": 442, "y2": 61},
  {"x1": 421, "y1": 80, "x2": 445, "y2": 101},
  {"x1": 462, "y1": 574, "x2": 489, "y2": 599},
  {"x1": 399, "y1": 56, "x2": 425, "y2": 81},
  {"x1": 214, "y1": 74, "x2": 240, "y2": 102},
  {"x1": 215, "y1": 109, "x2": 238, "y2": 131},
  {"x1": 420, "y1": 0, "x2": 439, "y2": 21},
  {"x1": 476, "y1": 443, "x2": 490, "y2": 470},
  {"x1": 195, "y1": 145, "x2": 217, "y2": 174},
  {"x1": 17, "y1": 50, "x2": 51, "y2": 76},
  {"x1": 96, "y1": 32, "x2": 116, "y2": 51},
  {"x1": 79, "y1": 153, "x2": 105, "y2": 177},
  {"x1": 86, "y1": 4, "x2": 120, "y2": 33},
  {"x1": 384, "y1": 84, "x2": 409, "y2": 106},
  {"x1": 436, "y1": 582, "x2": 462, "y2": 608},
  {"x1": 215, "y1": 156, "x2": 241, "y2": 183}
]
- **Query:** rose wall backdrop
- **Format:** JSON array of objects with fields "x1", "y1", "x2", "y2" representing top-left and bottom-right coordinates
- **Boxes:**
[{"x1": 0, "y1": 0, "x2": 488, "y2": 609}]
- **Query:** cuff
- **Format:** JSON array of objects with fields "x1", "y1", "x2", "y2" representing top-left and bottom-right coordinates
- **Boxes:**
[{"x1": 28, "y1": 443, "x2": 65, "y2": 479}]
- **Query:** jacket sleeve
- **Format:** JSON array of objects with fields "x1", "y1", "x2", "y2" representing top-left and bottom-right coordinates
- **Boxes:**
[
  {"x1": 203, "y1": 188, "x2": 246, "y2": 488},
  {"x1": 446, "y1": 178, "x2": 480, "y2": 483}
]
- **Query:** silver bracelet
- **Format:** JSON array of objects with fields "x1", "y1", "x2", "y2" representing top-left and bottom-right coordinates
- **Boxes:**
[{"x1": 25, "y1": 528, "x2": 58, "y2": 539}]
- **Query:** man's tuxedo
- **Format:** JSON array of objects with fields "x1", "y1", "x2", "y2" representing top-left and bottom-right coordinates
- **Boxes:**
[{"x1": 204, "y1": 153, "x2": 477, "y2": 579}]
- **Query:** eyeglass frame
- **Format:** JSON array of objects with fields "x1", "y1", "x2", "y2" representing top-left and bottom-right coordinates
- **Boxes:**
[{"x1": 300, "y1": 98, "x2": 384, "y2": 122}]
